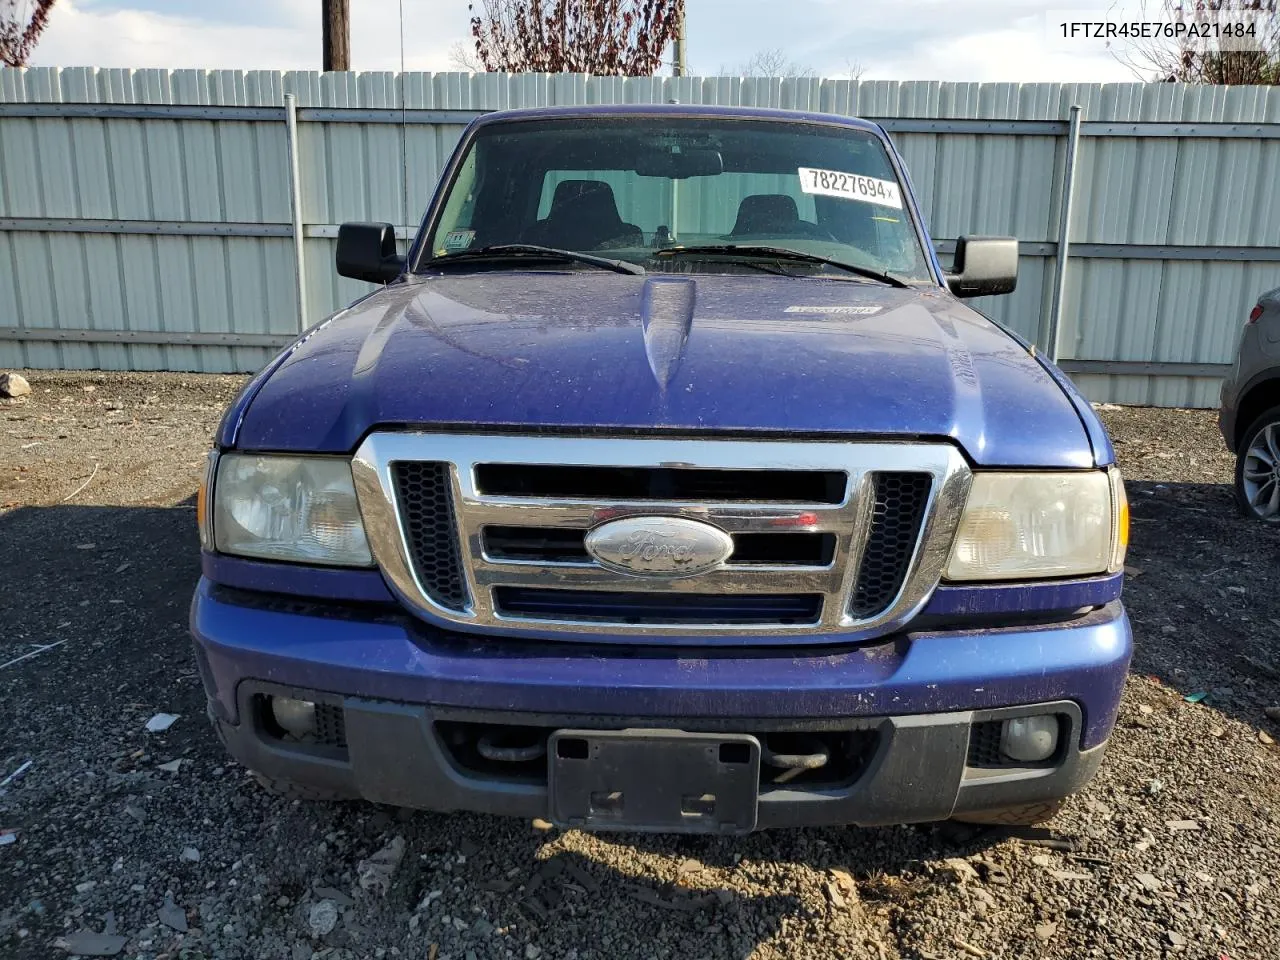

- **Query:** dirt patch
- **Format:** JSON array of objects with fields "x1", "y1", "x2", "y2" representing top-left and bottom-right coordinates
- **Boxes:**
[
  {"x1": 1, "y1": 371, "x2": 244, "y2": 511},
  {"x1": 1, "y1": 373, "x2": 1277, "y2": 960}
]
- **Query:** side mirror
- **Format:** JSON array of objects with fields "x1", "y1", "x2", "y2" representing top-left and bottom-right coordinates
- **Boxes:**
[
  {"x1": 946, "y1": 236, "x2": 1018, "y2": 298},
  {"x1": 336, "y1": 222, "x2": 406, "y2": 284}
]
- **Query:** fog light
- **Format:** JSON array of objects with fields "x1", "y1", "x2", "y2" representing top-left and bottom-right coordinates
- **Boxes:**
[
  {"x1": 271, "y1": 697, "x2": 317, "y2": 739},
  {"x1": 1000, "y1": 715, "x2": 1059, "y2": 763}
]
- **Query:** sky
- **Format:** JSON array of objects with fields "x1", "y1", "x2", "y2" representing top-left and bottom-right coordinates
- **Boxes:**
[{"x1": 25, "y1": 0, "x2": 1150, "y2": 82}]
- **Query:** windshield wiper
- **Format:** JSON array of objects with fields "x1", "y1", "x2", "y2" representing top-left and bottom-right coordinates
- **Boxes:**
[
  {"x1": 652, "y1": 245, "x2": 908, "y2": 288},
  {"x1": 425, "y1": 244, "x2": 645, "y2": 276}
]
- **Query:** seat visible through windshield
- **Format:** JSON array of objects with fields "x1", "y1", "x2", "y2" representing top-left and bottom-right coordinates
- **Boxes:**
[{"x1": 424, "y1": 116, "x2": 933, "y2": 282}]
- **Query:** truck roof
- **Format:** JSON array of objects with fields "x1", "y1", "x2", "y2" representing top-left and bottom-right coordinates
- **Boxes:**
[{"x1": 470, "y1": 102, "x2": 885, "y2": 135}]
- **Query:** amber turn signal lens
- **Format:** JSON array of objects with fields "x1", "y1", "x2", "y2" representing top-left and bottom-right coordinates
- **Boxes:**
[
  {"x1": 196, "y1": 471, "x2": 208, "y2": 531},
  {"x1": 197, "y1": 449, "x2": 217, "y2": 550},
  {"x1": 1109, "y1": 467, "x2": 1128, "y2": 573}
]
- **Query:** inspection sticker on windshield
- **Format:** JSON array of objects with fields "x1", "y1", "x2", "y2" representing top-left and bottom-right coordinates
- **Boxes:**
[
  {"x1": 442, "y1": 229, "x2": 475, "y2": 251},
  {"x1": 797, "y1": 167, "x2": 902, "y2": 209}
]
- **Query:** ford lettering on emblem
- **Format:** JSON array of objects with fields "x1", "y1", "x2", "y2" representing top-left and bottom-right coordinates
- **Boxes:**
[{"x1": 585, "y1": 516, "x2": 734, "y2": 578}]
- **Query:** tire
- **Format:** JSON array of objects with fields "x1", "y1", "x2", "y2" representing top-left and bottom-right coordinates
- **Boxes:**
[
  {"x1": 951, "y1": 798, "x2": 1065, "y2": 826},
  {"x1": 251, "y1": 771, "x2": 350, "y2": 803},
  {"x1": 1235, "y1": 406, "x2": 1280, "y2": 522}
]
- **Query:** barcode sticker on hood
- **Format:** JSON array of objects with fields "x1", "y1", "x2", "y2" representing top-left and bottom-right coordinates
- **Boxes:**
[{"x1": 798, "y1": 167, "x2": 903, "y2": 209}]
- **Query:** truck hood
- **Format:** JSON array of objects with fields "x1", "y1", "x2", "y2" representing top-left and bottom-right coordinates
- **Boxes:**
[{"x1": 232, "y1": 272, "x2": 1093, "y2": 467}]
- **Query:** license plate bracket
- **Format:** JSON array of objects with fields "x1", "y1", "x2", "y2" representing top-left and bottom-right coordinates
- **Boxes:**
[{"x1": 548, "y1": 729, "x2": 760, "y2": 834}]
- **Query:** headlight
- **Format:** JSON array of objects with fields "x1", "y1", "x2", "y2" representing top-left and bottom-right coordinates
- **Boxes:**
[
  {"x1": 213, "y1": 454, "x2": 373, "y2": 566},
  {"x1": 944, "y1": 468, "x2": 1126, "y2": 581}
]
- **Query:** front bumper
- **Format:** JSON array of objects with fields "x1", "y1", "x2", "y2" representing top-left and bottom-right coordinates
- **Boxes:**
[{"x1": 191, "y1": 580, "x2": 1132, "y2": 828}]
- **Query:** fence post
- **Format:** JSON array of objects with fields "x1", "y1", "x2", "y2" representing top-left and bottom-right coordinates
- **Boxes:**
[
  {"x1": 284, "y1": 93, "x2": 308, "y2": 332},
  {"x1": 1046, "y1": 103, "x2": 1082, "y2": 363}
]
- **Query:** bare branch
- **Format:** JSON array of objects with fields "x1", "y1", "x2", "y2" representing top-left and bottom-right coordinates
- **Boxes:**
[
  {"x1": 1110, "y1": 0, "x2": 1279, "y2": 84},
  {"x1": 729, "y1": 47, "x2": 816, "y2": 77},
  {"x1": 448, "y1": 39, "x2": 485, "y2": 72},
  {"x1": 1, "y1": 0, "x2": 58, "y2": 67},
  {"x1": 467, "y1": 0, "x2": 683, "y2": 76}
]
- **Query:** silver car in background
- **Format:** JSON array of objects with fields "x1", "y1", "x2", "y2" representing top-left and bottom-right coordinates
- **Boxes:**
[{"x1": 1220, "y1": 286, "x2": 1280, "y2": 521}]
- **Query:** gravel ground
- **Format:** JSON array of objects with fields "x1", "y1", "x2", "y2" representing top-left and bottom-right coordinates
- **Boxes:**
[{"x1": 1, "y1": 372, "x2": 1278, "y2": 960}]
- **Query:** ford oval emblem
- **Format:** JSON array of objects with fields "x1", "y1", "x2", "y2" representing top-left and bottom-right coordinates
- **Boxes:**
[{"x1": 585, "y1": 516, "x2": 733, "y2": 579}]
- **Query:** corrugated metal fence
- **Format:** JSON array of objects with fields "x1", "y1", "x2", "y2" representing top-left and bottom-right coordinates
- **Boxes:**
[{"x1": 2, "y1": 68, "x2": 1280, "y2": 406}]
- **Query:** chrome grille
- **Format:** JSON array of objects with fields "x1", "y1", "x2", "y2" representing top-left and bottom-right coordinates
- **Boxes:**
[
  {"x1": 474, "y1": 463, "x2": 847, "y2": 503},
  {"x1": 393, "y1": 461, "x2": 469, "y2": 610},
  {"x1": 478, "y1": 527, "x2": 837, "y2": 567},
  {"x1": 492, "y1": 587, "x2": 825, "y2": 624},
  {"x1": 850, "y1": 473, "x2": 934, "y2": 617},
  {"x1": 352, "y1": 434, "x2": 971, "y2": 643}
]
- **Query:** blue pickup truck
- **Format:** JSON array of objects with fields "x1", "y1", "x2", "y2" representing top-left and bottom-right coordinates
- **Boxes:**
[{"x1": 191, "y1": 104, "x2": 1131, "y2": 833}]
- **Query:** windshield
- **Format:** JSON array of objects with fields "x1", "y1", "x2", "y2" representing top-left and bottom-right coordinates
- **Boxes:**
[{"x1": 421, "y1": 117, "x2": 934, "y2": 282}]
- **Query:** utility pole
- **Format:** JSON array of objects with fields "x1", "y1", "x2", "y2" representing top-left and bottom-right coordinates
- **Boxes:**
[
  {"x1": 672, "y1": 2, "x2": 686, "y2": 76},
  {"x1": 322, "y1": 0, "x2": 350, "y2": 72}
]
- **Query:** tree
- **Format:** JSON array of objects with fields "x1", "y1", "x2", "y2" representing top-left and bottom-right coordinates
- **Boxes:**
[
  {"x1": 1, "y1": 0, "x2": 57, "y2": 67},
  {"x1": 731, "y1": 47, "x2": 816, "y2": 77},
  {"x1": 718, "y1": 49, "x2": 865, "y2": 80},
  {"x1": 1115, "y1": 1, "x2": 1279, "y2": 84},
  {"x1": 449, "y1": 39, "x2": 486, "y2": 72},
  {"x1": 467, "y1": 0, "x2": 683, "y2": 75}
]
